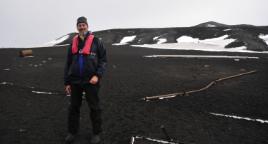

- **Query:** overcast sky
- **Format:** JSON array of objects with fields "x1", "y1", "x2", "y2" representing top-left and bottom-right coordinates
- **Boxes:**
[{"x1": 1, "y1": 0, "x2": 268, "y2": 47}]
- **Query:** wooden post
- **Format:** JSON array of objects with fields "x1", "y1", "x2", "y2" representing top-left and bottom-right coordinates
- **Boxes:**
[{"x1": 19, "y1": 49, "x2": 33, "y2": 57}]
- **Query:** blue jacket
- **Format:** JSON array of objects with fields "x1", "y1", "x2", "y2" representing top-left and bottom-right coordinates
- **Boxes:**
[{"x1": 64, "y1": 32, "x2": 107, "y2": 85}]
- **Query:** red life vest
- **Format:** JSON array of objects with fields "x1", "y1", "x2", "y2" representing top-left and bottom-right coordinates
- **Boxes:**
[{"x1": 71, "y1": 34, "x2": 94, "y2": 54}]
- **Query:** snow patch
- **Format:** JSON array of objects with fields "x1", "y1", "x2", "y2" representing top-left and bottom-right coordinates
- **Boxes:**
[
  {"x1": 132, "y1": 35, "x2": 263, "y2": 53},
  {"x1": 176, "y1": 35, "x2": 235, "y2": 47},
  {"x1": 153, "y1": 36, "x2": 167, "y2": 44},
  {"x1": 202, "y1": 35, "x2": 228, "y2": 41},
  {"x1": 207, "y1": 24, "x2": 216, "y2": 27},
  {"x1": 132, "y1": 43, "x2": 263, "y2": 53},
  {"x1": 224, "y1": 29, "x2": 232, "y2": 31},
  {"x1": 157, "y1": 38, "x2": 167, "y2": 44},
  {"x1": 200, "y1": 35, "x2": 236, "y2": 47},
  {"x1": 153, "y1": 36, "x2": 159, "y2": 40},
  {"x1": 43, "y1": 34, "x2": 70, "y2": 47},
  {"x1": 259, "y1": 34, "x2": 268, "y2": 45},
  {"x1": 113, "y1": 35, "x2": 136, "y2": 45},
  {"x1": 177, "y1": 36, "x2": 199, "y2": 43}
]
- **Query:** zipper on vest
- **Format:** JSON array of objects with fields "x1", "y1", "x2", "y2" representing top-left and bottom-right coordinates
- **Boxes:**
[{"x1": 78, "y1": 49, "x2": 84, "y2": 77}]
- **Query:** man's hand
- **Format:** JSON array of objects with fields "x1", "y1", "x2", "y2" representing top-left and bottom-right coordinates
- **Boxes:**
[
  {"x1": 89, "y1": 75, "x2": 99, "y2": 85},
  {"x1": 64, "y1": 85, "x2": 71, "y2": 95}
]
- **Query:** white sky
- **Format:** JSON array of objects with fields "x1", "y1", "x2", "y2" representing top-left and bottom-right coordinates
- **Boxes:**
[{"x1": 1, "y1": 0, "x2": 268, "y2": 47}]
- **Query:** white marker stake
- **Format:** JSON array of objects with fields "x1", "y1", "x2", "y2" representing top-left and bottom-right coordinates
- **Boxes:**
[
  {"x1": 144, "y1": 55, "x2": 259, "y2": 59},
  {"x1": 32, "y1": 91, "x2": 57, "y2": 95},
  {"x1": 210, "y1": 112, "x2": 268, "y2": 124}
]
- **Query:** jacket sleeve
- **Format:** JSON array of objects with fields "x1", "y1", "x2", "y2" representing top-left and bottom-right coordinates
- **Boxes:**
[
  {"x1": 64, "y1": 45, "x2": 72, "y2": 85},
  {"x1": 96, "y1": 38, "x2": 107, "y2": 78}
]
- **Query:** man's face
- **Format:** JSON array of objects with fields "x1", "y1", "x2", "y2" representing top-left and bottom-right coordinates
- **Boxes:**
[{"x1": 77, "y1": 23, "x2": 88, "y2": 34}]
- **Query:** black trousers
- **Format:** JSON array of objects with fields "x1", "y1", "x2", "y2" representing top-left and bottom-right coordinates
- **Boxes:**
[{"x1": 67, "y1": 83, "x2": 102, "y2": 135}]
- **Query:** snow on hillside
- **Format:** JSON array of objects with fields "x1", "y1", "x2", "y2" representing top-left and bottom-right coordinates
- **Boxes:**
[
  {"x1": 153, "y1": 36, "x2": 167, "y2": 44},
  {"x1": 206, "y1": 24, "x2": 216, "y2": 27},
  {"x1": 175, "y1": 35, "x2": 236, "y2": 47},
  {"x1": 131, "y1": 35, "x2": 260, "y2": 53},
  {"x1": 42, "y1": 34, "x2": 70, "y2": 47},
  {"x1": 176, "y1": 36, "x2": 199, "y2": 43},
  {"x1": 200, "y1": 35, "x2": 236, "y2": 47},
  {"x1": 132, "y1": 43, "x2": 257, "y2": 53},
  {"x1": 132, "y1": 34, "x2": 268, "y2": 53},
  {"x1": 113, "y1": 35, "x2": 136, "y2": 45},
  {"x1": 223, "y1": 29, "x2": 232, "y2": 31},
  {"x1": 259, "y1": 34, "x2": 268, "y2": 45}
]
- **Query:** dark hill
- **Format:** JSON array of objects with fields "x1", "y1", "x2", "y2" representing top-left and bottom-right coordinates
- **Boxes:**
[{"x1": 56, "y1": 22, "x2": 268, "y2": 51}]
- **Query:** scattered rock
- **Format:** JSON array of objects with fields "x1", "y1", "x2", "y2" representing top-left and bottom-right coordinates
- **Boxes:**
[
  {"x1": 18, "y1": 128, "x2": 27, "y2": 133},
  {"x1": 240, "y1": 68, "x2": 246, "y2": 72},
  {"x1": 204, "y1": 64, "x2": 210, "y2": 68},
  {"x1": 0, "y1": 82, "x2": 14, "y2": 85}
]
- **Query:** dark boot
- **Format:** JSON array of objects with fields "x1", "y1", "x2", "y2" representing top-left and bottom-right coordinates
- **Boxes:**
[
  {"x1": 65, "y1": 133, "x2": 75, "y2": 144},
  {"x1": 90, "y1": 134, "x2": 101, "y2": 144}
]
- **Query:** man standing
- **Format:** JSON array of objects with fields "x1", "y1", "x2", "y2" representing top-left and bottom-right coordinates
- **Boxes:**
[{"x1": 64, "y1": 16, "x2": 107, "y2": 144}]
